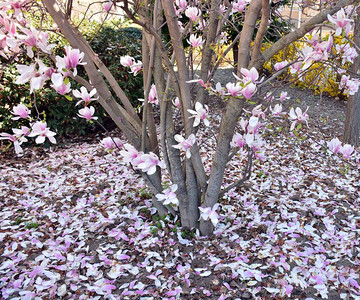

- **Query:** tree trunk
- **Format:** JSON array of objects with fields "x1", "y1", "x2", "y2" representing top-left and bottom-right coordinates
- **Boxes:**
[{"x1": 343, "y1": 6, "x2": 360, "y2": 146}]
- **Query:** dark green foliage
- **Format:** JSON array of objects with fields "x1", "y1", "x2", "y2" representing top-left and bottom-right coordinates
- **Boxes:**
[
  {"x1": 89, "y1": 24, "x2": 143, "y2": 106},
  {"x1": 0, "y1": 22, "x2": 143, "y2": 139}
]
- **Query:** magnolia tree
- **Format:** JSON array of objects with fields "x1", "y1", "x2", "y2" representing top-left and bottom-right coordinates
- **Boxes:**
[{"x1": 0, "y1": 0, "x2": 359, "y2": 235}]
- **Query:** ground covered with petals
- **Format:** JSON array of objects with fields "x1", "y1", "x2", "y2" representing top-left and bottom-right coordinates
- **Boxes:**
[{"x1": 1, "y1": 92, "x2": 360, "y2": 299}]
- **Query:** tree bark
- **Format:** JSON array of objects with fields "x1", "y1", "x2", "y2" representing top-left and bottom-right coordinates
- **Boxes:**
[
  {"x1": 344, "y1": 5, "x2": 360, "y2": 146},
  {"x1": 196, "y1": 0, "x2": 220, "y2": 105},
  {"x1": 237, "y1": 0, "x2": 262, "y2": 75},
  {"x1": 250, "y1": 0, "x2": 270, "y2": 66},
  {"x1": 199, "y1": 0, "x2": 263, "y2": 235}
]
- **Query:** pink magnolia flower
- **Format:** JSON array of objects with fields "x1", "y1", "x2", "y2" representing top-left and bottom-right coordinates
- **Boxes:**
[
  {"x1": 230, "y1": 133, "x2": 246, "y2": 148},
  {"x1": 336, "y1": 44, "x2": 358, "y2": 64},
  {"x1": 130, "y1": 61, "x2": 142, "y2": 76},
  {"x1": 187, "y1": 102, "x2": 209, "y2": 127},
  {"x1": 11, "y1": 103, "x2": 30, "y2": 120},
  {"x1": 288, "y1": 107, "x2": 309, "y2": 131},
  {"x1": 28, "y1": 121, "x2": 56, "y2": 144},
  {"x1": 301, "y1": 38, "x2": 332, "y2": 70},
  {"x1": 101, "y1": 137, "x2": 122, "y2": 151},
  {"x1": 156, "y1": 184, "x2": 179, "y2": 205},
  {"x1": 15, "y1": 63, "x2": 36, "y2": 89},
  {"x1": 172, "y1": 97, "x2": 181, "y2": 109},
  {"x1": 0, "y1": 0, "x2": 27, "y2": 21},
  {"x1": 340, "y1": 144, "x2": 354, "y2": 159},
  {"x1": 241, "y1": 82, "x2": 257, "y2": 99},
  {"x1": 340, "y1": 75, "x2": 360, "y2": 95},
  {"x1": 73, "y1": 87, "x2": 98, "y2": 106},
  {"x1": 279, "y1": 91, "x2": 290, "y2": 102},
  {"x1": 289, "y1": 61, "x2": 302, "y2": 74},
  {"x1": 20, "y1": 26, "x2": 55, "y2": 58},
  {"x1": 173, "y1": 133, "x2": 196, "y2": 158},
  {"x1": 274, "y1": 60, "x2": 288, "y2": 71},
  {"x1": 12, "y1": 126, "x2": 30, "y2": 137},
  {"x1": 77, "y1": 106, "x2": 98, "y2": 121},
  {"x1": 148, "y1": 84, "x2": 158, "y2": 105},
  {"x1": 328, "y1": 8, "x2": 352, "y2": 36},
  {"x1": 199, "y1": 203, "x2": 220, "y2": 226},
  {"x1": 120, "y1": 55, "x2": 134, "y2": 67},
  {"x1": 270, "y1": 104, "x2": 283, "y2": 116},
  {"x1": 217, "y1": 4, "x2": 226, "y2": 15},
  {"x1": 185, "y1": 7, "x2": 201, "y2": 22},
  {"x1": 188, "y1": 34, "x2": 205, "y2": 48},
  {"x1": 176, "y1": 0, "x2": 187, "y2": 11},
  {"x1": 327, "y1": 137, "x2": 342, "y2": 154},
  {"x1": 51, "y1": 73, "x2": 71, "y2": 95},
  {"x1": 103, "y1": 1, "x2": 113, "y2": 12},
  {"x1": 56, "y1": 46, "x2": 86, "y2": 76},
  {"x1": 1, "y1": 16, "x2": 16, "y2": 36},
  {"x1": 210, "y1": 82, "x2": 225, "y2": 96},
  {"x1": 0, "y1": 131, "x2": 27, "y2": 154},
  {"x1": 232, "y1": 0, "x2": 246, "y2": 13},
  {"x1": 240, "y1": 117, "x2": 261, "y2": 136},
  {"x1": 250, "y1": 105, "x2": 265, "y2": 119},
  {"x1": 137, "y1": 152, "x2": 163, "y2": 175},
  {"x1": 226, "y1": 82, "x2": 242, "y2": 97},
  {"x1": 240, "y1": 67, "x2": 261, "y2": 84},
  {"x1": 120, "y1": 143, "x2": 139, "y2": 164}
]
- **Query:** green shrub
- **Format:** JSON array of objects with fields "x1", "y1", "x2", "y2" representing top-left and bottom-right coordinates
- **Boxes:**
[
  {"x1": 262, "y1": 35, "x2": 351, "y2": 99},
  {"x1": 89, "y1": 24, "x2": 143, "y2": 106},
  {"x1": 0, "y1": 20, "x2": 143, "y2": 139}
]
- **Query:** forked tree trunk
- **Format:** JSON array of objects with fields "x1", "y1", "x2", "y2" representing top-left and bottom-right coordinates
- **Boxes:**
[{"x1": 42, "y1": 0, "x2": 360, "y2": 236}]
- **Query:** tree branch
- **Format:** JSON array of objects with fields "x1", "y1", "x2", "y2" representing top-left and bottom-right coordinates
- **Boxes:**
[{"x1": 250, "y1": 0, "x2": 270, "y2": 66}]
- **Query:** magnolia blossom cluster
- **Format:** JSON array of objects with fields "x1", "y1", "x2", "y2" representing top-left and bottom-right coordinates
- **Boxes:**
[
  {"x1": 120, "y1": 55, "x2": 143, "y2": 76},
  {"x1": 172, "y1": 134, "x2": 196, "y2": 158},
  {"x1": 0, "y1": 3, "x2": 104, "y2": 155},
  {"x1": 120, "y1": 144, "x2": 164, "y2": 175},
  {"x1": 174, "y1": 3, "x2": 208, "y2": 32},
  {"x1": 199, "y1": 203, "x2": 220, "y2": 227},
  {"x1": 335, "y1": 43, "x2": 358, "y2": 64},
  {"x1": 288, "y1": 107, "x2": 309, "y2": 131},
  {"x1": 0, "y1": 104, "x2": 56, "y2": 154},
  {"x1": 187, "y1": 34, "x2": 205, "y2": 48},
  {"x1": 208, "y1": 67, "x2": 261, "y2": 100},
  {"x1": 100, "y1": 137, "x2": 123, "y2": 153},
  {"x1": 232, "y1": 0, "x2": 247, "y2": 13},
  {"x1": 327, "y1": 8, "x2": 353, "y2": 36},
  {"x1": 340, "y1": 75, "x2": 360, "y2": 96},
  {"x1": 302, "y1": 36, "x2": 333, "y2": 70},
  {"x1": 327, "y1": 137, "x2": 355, "y2": 159},
  {"x1": 187, "y1": 102, "x2": 209, "y2": 127},
  {"x1": 148, "y1": 84, "x2": 159, "y2": 105},
  {"x1": 272, "y1": 10, "x2": 359, "y2": 95},
  {"x1": 102, "y1": 1, "x2": 114, "y2": 12},
  {"x1": 231, "y1": 105, "x2": 267, "y2": 161},
  {"x1": 156, "y1": 184, "x2": 179, "y2": 206}
]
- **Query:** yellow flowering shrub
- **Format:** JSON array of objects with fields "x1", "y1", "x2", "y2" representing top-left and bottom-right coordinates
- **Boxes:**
[{"x1": 262, "y1": 35, "x2": 352, "y2": 99}]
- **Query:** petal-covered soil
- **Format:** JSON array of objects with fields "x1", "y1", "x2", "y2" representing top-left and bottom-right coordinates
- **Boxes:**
[{"x1": 1, "y1": 90, "x2": 360, "y2": 299}]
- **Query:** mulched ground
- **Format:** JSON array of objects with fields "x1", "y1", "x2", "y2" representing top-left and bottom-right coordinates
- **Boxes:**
[{"x1": 0, "y1": 74, "x2": 359, "y2": 299}]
